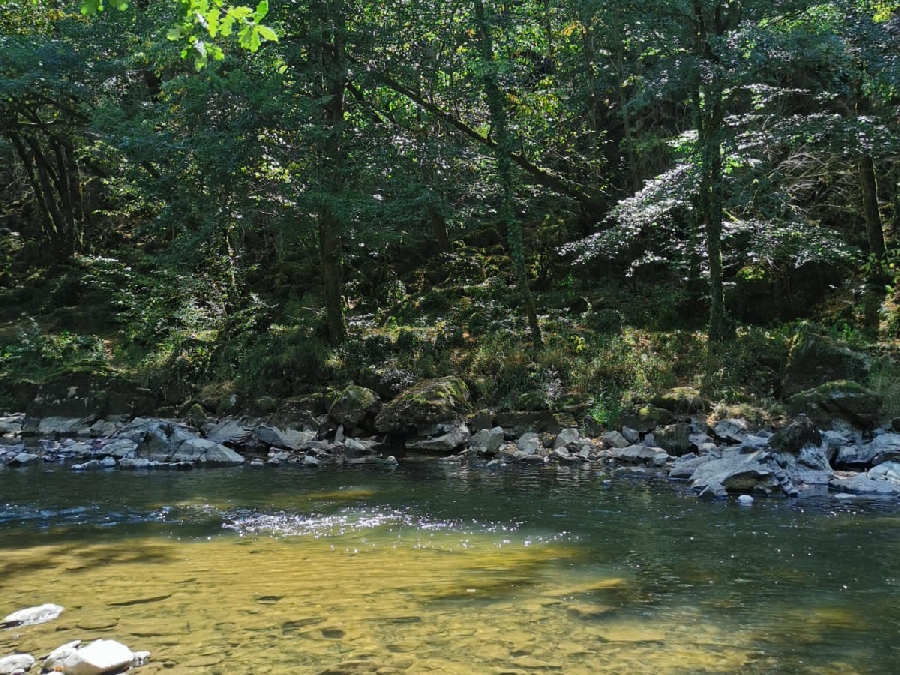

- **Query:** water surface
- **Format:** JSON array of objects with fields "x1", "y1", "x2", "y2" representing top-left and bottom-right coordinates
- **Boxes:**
[{"x1": 1, "y1": 462, "x2": 898, "y2": 674}]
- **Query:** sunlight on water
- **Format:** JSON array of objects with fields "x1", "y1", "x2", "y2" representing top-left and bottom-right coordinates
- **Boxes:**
[{"x1": 1, "y1": 464, "x2": 899, "y2": 674}]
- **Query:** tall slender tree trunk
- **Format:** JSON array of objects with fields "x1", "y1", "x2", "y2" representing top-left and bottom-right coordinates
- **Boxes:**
[
  {"x1": 859, "y1": 153, "x2": 885, "y2": 260},
  {"x1": 312, "y1": 0, "x2": 347, "y2": 345},
  {"x1": 475, "y1": 0, "x2": 542, "y2": 348}
]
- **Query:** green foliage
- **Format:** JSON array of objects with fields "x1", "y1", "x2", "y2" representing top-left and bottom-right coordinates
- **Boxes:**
[{"x1": 0, "y1": 316, "x2": 109, "y2": 383}]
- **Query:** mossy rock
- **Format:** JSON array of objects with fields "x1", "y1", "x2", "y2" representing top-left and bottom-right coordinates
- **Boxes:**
[
  {"x1": 769, "y1": 416, "x2": 821, "y2": 454},
  {"x1": 619, "y1": 406, "x2": 675, "y2": 433},
  {"x1": 375, "y1": 376, "x2": 471, "y2": 434},
  {"x1": 329, "y1": 385, "x2": 381, "y2": 429},
  {"x1": 181, "y1": 403, "x2": 208, "y2": 427},
  {"x1": 788, "y1": 379, "x2": 881, "y2": 429},
  {"x1": 517, "y1": 390, "x2": 549, "y2": 412},
  {"x1": 254, "y1": 396, "x2": 279, "y2": 415},
  {"x1": 781, "y1": 326, "x2": 870, "y2": 397},
  {"x1": 650, "y1": 387, "x2": 709, "y2": 414}
]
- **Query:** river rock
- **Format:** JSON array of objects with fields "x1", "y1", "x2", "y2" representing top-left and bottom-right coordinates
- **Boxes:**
[
  {"x1": 375, "y1": 376, "x2": 470, "y2": 434},
  {"x1": 516, "y1": 432, "x2": 542, "y2": 455},
  {"x1": 651, "y1": 387, "x2": 709, "y2": 413},
  {"x1": 406, "y1": 421, "x2": 470, "y2": 453},
  {"x1": 329, "y1": 385, "x2": 381, "y2": 430},
  {"x1": 43, "y1": 641, "x2": 81, "y2": 672},
  {"x1": 740, "y1": 434, "x2": 771, "y2": 453},
  {"x1": 868, "y1": 461, "x2": 900, "y2": 481},
  {"x1": 737, "y1": 494, "x2": 754, "y2": 506},
  {"x1": 0, "y1": 414, "x2": 23, "y2": 435},
  {"x1": 100, "y1": 438, "x2": 138, "y2": 459},
  {"x1": 712, "y1": 418, "x2": 749, "y2": 444},
  {"x1": 254, "y1": 425, "x2": 315, "y2": 451},
  {"x1": 619, "y1": 406, "x2": 674, "y2": 433},
  {"x1": 621, "y1": 426, "x2": 640, "y2": 444},
  {"x1": 602, "y1": 431, "x2": 629, "y2": 449},
  {"x1": 206, "y1": 420, "x2": 254, "y2": 447},
  {"x1": 788, "y1": 380, "x2": 881, "y2": 428},
  {"x1": 689, "y1": 449, "x2": 782, "y2": 495},
  {"x1": 610, "y1": 444, "x2": 669, "y2": 467},
  {"x1": 0, "y1": 654, "x2": 34, "y2": 675},
  {"x1": 119, "y1": 457, "x2": 153, "y2": 469},
  {"x1": 781, "y1": 328, "x2": 870, "y2": 397},
  {"x1": 554, "y1": 428, "x2": 580, "y2": 450},
  {"x1": 469, "y1": 426, "x2": 504, "y2": 455},
  {"x1": 9, "y1": 452, "x2": 38, "y2": 466},
  {"x1": 769, "y1": 416, "x2": 821, "y2": 454},
  {"x1": 171, "y1": 438, "x2": 245, "y2": 466},
  {"x1": 829, "y1": 472, "x2": 900, "y2": 496},
  {"x1": 668, "y1": 453, "x2": 714, "y2": 480},
  {"x1": 30, "y1": 416, "x2": 96, "y2": 436},
  {"x1": 654, "y1": 423, "x2": 692, "y2": 456},
  {"x1": 343, "y1": 437, "x2": 380, "y2": 456},
  {"x1": 2, "y1": 603, "x2": 64, "y2": 628},
  {"x1": 61, "y1": 639, "x2": 133, "y2": 675}
]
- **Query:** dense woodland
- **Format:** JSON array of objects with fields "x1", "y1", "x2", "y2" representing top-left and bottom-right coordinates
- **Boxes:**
[{"x1": 2, "y1": 0, "x2": 900, "y2": 423}]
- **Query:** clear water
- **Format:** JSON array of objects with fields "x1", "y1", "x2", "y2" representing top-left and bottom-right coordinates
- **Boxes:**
[{"x1": 1, "y1": 461, "x2": 899, "y2": 674}]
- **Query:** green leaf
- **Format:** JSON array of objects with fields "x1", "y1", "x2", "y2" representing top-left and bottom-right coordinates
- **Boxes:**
[
  {"x1": 220, "y1": 15, "x2": 235, "y2": 36},
  {"x1": 80, "y1": 0, "x2": 101, "y2": 15},
  {"x1": 227, "y1": 6, "x2": 253, "y2": 20},
  {"x1": 257, "y1": 25, "x2": 277, "y2": 42},
  {"x1": 108, "y1": 0, "x2": 129, "y2": 9},
  {"x1": 206, "y1": 8, "x2": 220, "y2": 37},
  {"x1": 239, "y1": 25, "x2": 261, "y2": 52},
  {"x1": 167, "y1": 26, "x2": 184, "y2": 41},
  {"x1": 254, "y1": 0, "x2": 268, "y2": 21}
]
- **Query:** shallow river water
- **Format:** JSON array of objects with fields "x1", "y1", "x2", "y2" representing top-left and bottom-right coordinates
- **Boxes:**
[{"x1": 2, "y1": 461, "x2": 899, "y2": 674}]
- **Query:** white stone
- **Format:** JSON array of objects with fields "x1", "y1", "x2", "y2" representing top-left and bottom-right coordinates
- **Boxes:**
[
  {"x1": 469, "y1": 426, "x2": 505, "y2": 455},
  {"x1": 737, "y1": 495, "x2": 754, "y2": 507},
  {"x1": 62, "y1": 640, "x2": 133, "y2": 675},
  {"x1": 0, "y1": 654, "x2": 34, "y2": 675},
  {"x1": 43, "y1": 641, "x2": 82, "y2": 672},
  {"x1": 131, "y1": 651, "x2": 150, "y2": 667},
  {"x1": 2, "y1": 603, "x2": 64, "y2": 627}
]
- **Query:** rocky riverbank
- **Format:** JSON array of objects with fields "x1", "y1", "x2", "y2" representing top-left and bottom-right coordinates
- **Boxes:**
[
  {"x1": 3, "y1": 378, "x2": 900, "y2": 500},
  {"x1": 1, "y1": 604, "x2": 148, "y2": 675}
]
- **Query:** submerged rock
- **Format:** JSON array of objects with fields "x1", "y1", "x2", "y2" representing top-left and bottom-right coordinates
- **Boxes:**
[
  {"x1": 43, "y1": 641, "x2": 81, "y2": 672},
  {"x1": 2, "y1": 603, "x2": 64, "y2": 628}
]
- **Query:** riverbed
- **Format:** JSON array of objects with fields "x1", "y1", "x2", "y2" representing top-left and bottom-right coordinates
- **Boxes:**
[{"x1": 1, "y1": 462, "x2": 898, "y2": 674}]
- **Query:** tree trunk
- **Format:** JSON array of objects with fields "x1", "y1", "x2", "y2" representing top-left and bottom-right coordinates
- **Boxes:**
[
  {"x1": 859, "y1": 153, "x2": 885, "y2": 260},
  {"x1": 475, "y1": 0, "x2": 542, "y2": 348}
]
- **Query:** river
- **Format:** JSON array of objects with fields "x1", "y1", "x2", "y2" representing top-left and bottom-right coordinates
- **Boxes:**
[{"x1": 1, "y1": 461, "x2": 898, "y2": 674}]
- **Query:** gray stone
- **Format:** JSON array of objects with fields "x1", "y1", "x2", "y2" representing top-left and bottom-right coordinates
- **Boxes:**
[
  {"x1": 690, "y1": 449, "x2": 782, "y2": 495},
  {"x1": 303, "y1": 455, "x2": 321, "y2": 467},
  {"x1": 0, "y1": 415, "x2": 24, "y2": 435},
  {"x1": 171, "y1": 438, "x2": 245, "y2": 466},
  {"x1": 610, "y1": 444, "x2": 669, "y2": 467},
  {"x1": 712, "y1": 418, "x2": 749, "y2": 444},
  {"x1": 698, "y1": 482, "x2": 728, "y2": 500},
  {"x1": 72, "y1": 460, "x2": 104, "y2": 471},
  {"x1": 740, "y1": 434, "x2": 771, "y2": 453},
  {"x1": 61, "y1": 639, "x2": 133, "y2": 675},
  {"x1": 206, "y1": 420, "x2": 254, "y2": 447},
  {"x1": 101, "y1": 438, "x2": 137, "y2": 459},
  {"x1": 375, "y1": 376, "x2": 470, "y2": 434},
  {"x1": 602, "y1": 431, "x2": 630, "y2": 449},
  {"x1": 668, "y1": 453, "x2": 714, "y2": 480},
  {"x1": 2, "y1": 603, "x2": 64, "y2": 628},
  {"x1": 835, "y1": 443, "x2": 877, "y2": 469},
  {"x1": 470, "y1": 426, "x2": 505, "y2": 456},
  {"x1": 516, "y1": 432, "x2": 542, "y2": 455},
  {"x1": 343, "y1": 437, "x2": 379, "y2": 456},
  {"x1": 737, "y1": 495, "x2": 754, "y2": 506},
  {"x1": 798, "y1": 446, "x2": 832, "y2": 471},
  {"x1": 9, "y1": 452, "x2": 38, "y2": 466},
  {"x1": 406, "y1": 421, "x2": 470, "y2": 453},
  {"x1": 654, "y1": 423, "x2": 693, "y2": 456},
  {"x1": 621, "y1": 426, "x2": 640, "y2": 444},
  {"x1": 697, "y1": 442, "x2": 722, "y2": 457},
  {"x1": 329, "y1": 385, "x2": 381, "y2": 429},
  {"x1": 829, "y1": 473, "x2": 900, "y2": 496},
  {"x1": 0, "y1": 654, "x2": 34, "y2": 675},
  {"x1": 35, "y1": 416, "x2": 95, "y2": 436},
  {"x1": 554, "y1": 428, "x2": 581, "y2": 450},
  {"x1": 254, "y1": 425, "x2": 315, "y2": 451},
  {"x1": 868, "y1": 461, "x2": 900, "y2": 482}
]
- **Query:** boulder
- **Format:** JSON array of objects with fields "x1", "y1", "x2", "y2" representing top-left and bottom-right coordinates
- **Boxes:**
[
  {"x1": 829, "y1": 472, "x2": 900, "y2": 496},
  {"x1": 650, "y1": 387, "x2": 710, "y2": 414},
  {"x1": 0, "y1": 654, "x2": 34, "y2": 675},
  {"x1": 0, "y1": 414, "x2": 23, "y2": 435},
  {"x1": 206, "y1": 419, "x2": 254, "y2": 447},
  {"x1": 469, "y1": 427, "x2": 505, "y2": 456},
  {"x1": 2, "y1": 603, "x2": 64, "y2": 628},
  {"x1": 668, "y1": 453, "x2": 714, "y2": 480},
  {"x1": 343, "y1": 437, "x2": 380, "y2": 456},
  {"x1": 689, "y1": 449, "x2": 783, "y2": 495},
  {"x1": 119, "y1": 458, "x2": 153, "y2": 469},
  {"x1": 553, "y1": 428, "x2": 581, "y2": 450},
  {"x1": 254, "y1": 425, "x2": 315, "y2": 451},
  {"x1": 653, "y1": 423, "x2": 693, "y2": 456},
  {"x1": 328, "y1": 385, "x2": 381, "y2": 430},
  {"x1": 100, "y1": 438, "x2": 138, "y2": 459},
  {"x1": 602, "y1": 431, "x2": 630, "y2": 449},
  {"x1": 61, "y1": 640, "x2": 134, "y2": 675},
  {"x1": 619, "y1": 406, "x2": 674, "y2": 433},
  {"x1": 516, "y1": 432, "x2": 543, "y2": 456},
  {"x1": 788, "y1": 380, "x2": 881, "y2": 429},
  {"x1": 712, "y1": 418, "x2": 749, "y2": 445},
  {"x1": 9, "y1": 452, "x2": 38, "y2": 466},
  {"x1": 769, "y1": 417, "x2": 821, "y2": 454},
  {"x1": 494, "y1": 410, "x2": 561, "y2": 435},
  {"x1": 405, "y1": 421, "x2": 470, "y2": 453},
  {"x1": 375, "y1": 377, "x2": 470, "y2": 434},
  {"x1": 171, "y1": 438, "x2": 245, "y2": 466},
  {"x1": 781, "y1": 328, "x2": 870, "y2": 397}
]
